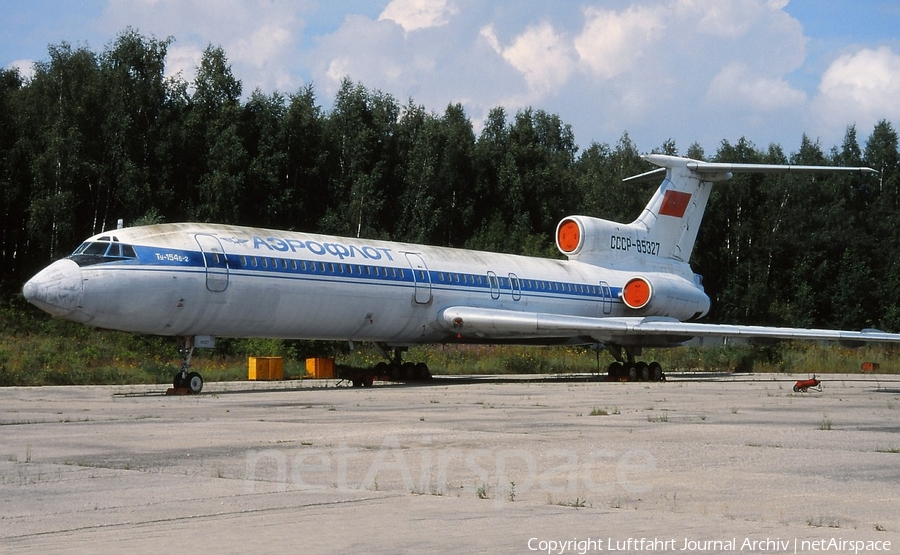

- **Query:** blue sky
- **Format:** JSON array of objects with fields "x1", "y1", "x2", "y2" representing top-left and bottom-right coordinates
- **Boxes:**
[{"x1": 3, "y1": 1, "x2": 900, "y2": 155}]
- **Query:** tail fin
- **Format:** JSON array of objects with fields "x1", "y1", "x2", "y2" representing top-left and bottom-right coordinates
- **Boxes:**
[{"x1": 556, "y1": 154, "x2": 876, "y2": 267}]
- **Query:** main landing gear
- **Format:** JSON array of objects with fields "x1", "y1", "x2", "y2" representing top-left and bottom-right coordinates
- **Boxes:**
[
  {"x1": 605, "y1": 345, "x2": 665, "y2": 382},
  {"x1": 343, "y1": 345, "x2": 431, "y2": 387},
  {"x1": 171, "y1": 336, "x2": 204, "y2": 394}
]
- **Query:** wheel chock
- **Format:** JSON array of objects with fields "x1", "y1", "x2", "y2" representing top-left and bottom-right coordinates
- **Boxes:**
[{"x1": 166, "y1": 387, "x2": 193, "y2": 395}]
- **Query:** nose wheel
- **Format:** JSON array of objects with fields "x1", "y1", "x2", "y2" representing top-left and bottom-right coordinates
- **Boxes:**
[{"x1": 171, "y1": 336, "x2": 204, "y2": 394}]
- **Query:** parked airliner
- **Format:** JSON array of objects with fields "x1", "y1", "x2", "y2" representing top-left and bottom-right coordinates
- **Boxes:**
[{"x1": 23, "y1": 155, "x2": 900, "y2": 393}]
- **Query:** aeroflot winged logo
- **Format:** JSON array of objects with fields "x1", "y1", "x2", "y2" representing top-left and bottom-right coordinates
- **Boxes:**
[{"x1": 659, "y1": 190, "x2": 691, "y2": 218}]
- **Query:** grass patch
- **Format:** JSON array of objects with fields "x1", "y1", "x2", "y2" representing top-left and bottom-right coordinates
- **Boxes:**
[
  {"x1": 3, "y1": 303, "x2": 900, "y2": 386},
  {"x1": 648, "y1": 410, "x2": 669, "y2": 423}
]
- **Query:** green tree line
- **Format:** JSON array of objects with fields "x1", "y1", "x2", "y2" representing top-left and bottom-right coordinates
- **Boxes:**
[{"x1": 2, "y1": 29, "x2": 900, "y2": 332}]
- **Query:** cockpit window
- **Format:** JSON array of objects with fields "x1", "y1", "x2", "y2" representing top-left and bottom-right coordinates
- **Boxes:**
[
  {"x1": 82, "y1": 242, "x2": 109, "y2": 256},
  {"x1": 69, "y1": 241, "x2": 139, "y2": 266}
]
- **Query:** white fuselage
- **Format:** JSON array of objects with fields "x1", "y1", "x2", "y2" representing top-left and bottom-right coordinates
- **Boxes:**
[{"x1": 23, "y1": 222, "x2": 709, "y2": 346}]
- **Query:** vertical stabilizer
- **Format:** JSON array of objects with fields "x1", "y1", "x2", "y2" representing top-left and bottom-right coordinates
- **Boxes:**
[
  {"x1": 556, "y1": 154, "x2": 876, "y2": 267},
  {"x1": 628, "y1": 154, "x2": 727, "y2": 263}
]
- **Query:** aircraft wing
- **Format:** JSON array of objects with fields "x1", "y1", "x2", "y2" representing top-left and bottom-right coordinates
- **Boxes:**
[{"x1": 440, "y1": 306, "x2": 900, "y2": 345}]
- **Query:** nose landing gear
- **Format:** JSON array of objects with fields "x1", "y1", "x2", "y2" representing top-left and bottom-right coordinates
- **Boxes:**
[{"x1": 170, "y1": 336, "x2": 204, "y2": 394}]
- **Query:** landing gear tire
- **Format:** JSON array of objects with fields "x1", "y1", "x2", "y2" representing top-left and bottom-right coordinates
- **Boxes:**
[
  {"x1": 187, "y1": 372, "x2": 203, "y2": 394},
  {"x1": 607, "y1": 361, "x2": 622, "y2": 379},
  {"x1": 607, "y1": 359, "x2": 665, "y2": 382},
  {"x1": 627, "y1": 363, "x2": 638, "y2": 381},
  {"x1": 401, "y1": 362, "x2": 416, "y2": 380},
  {"x1": 173, "y1": 372, "x2": 186, "y2": 389},
  {"x1": 414, "y1": 362, "x2": 431, "y2": 380},
  {"x1": 374, "y1": 362, "x2": 388, "y2": 376},
  {"x1": 636, "y1": 361, "x2": 650, "y2": 381}
]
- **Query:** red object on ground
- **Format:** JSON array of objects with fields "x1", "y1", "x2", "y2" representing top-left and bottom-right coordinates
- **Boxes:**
[{"x1": 793, "y1": 377, "x2": 821, "y2": 392}]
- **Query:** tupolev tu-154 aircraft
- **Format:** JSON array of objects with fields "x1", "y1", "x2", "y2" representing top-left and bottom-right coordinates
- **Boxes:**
[{"x1": 22, "y1": 154, "x2": 900, "y2": 393}]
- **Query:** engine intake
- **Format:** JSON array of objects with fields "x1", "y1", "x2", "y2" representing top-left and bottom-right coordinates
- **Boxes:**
[
  {"x1": 556, "y1": 218, "x2": 584, "y2": 254},
  {"x1": 620, "y1": 274, "x2": 710, "y2": 320},
  {"x1": 622, "y1": 277, "x2": 652, "y2": 309}
]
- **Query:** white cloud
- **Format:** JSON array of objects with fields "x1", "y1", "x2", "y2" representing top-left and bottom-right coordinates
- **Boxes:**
[
  {"x1": 100, "y1": 0, "x2": 307, "y2": 93},
  {"x1": 682, "y1": 0, "x2": 787, "y2": 39},
  {"x1": 465, "y1": 0, "x2": 807, "y2": 146},
  {"x1": 6, "y1": 59, "x2": 35, "y2": 81},
  {"x1": 379, "y1": 0, "x2": 458, "y2": 33},
  {"x1": 811, "y1": 46, "x2": 900, "y2": 137},
  {"x1": 479, "y1": 24, "x2": 501, "y2": 54},
  {"x1": 229, "y1": 23, "x2": 296, "y2": 92},
  {"x1": 314, "y1": 15, "x2": 407, "y2": 97},
  {"x1": 574, "y1": 5, "x2": 663, "y2": 79},
  {"x1": 707, "y1": 62, "x2": 806, "y2": 112},
  {"x1": 494, "y1": 22, "x2": 575, "y2": 96},
  {"x1": 162, "y1": 44, "x2": 202, "y2": 84}
]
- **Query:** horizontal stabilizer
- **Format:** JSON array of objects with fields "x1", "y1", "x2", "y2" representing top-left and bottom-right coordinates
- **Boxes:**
[{"x1": 637, "y1": 154, "x2": 877, "y2": 178}]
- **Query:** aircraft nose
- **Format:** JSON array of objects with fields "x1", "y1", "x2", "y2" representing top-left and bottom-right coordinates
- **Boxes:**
[{"x1": 23, "y1": 259, "x2": 84, "y2": 317}]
